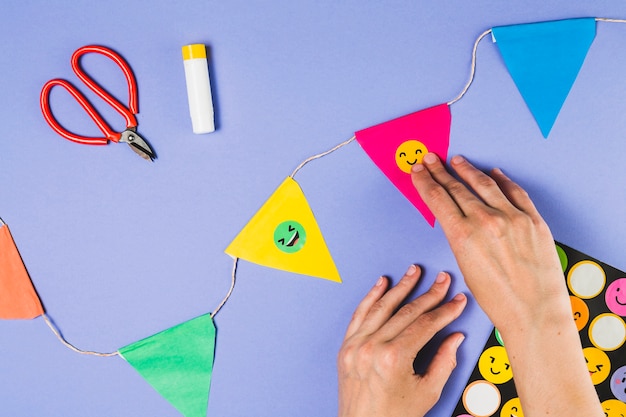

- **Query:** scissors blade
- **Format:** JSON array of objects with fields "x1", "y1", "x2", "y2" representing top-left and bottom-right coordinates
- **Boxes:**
[{"x1": 119, "y1": 129, "x2": 156, "y2": 161}]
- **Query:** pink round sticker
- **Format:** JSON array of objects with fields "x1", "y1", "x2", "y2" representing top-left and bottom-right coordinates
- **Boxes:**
[{"x1": 605, "y1": 278, "x2": 626, "y2": 316}]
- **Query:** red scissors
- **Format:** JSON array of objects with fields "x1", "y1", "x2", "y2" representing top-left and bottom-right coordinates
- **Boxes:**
[{"x1": 40, "y1": 45, "x2": 155, "y2": 161}]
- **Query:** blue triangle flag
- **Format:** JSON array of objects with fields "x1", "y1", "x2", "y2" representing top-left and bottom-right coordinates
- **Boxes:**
[{"x1": 492, "y1": 18, "x2": 596, "y2": 137}]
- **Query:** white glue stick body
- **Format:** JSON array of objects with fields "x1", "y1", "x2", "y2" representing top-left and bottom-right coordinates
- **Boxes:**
[{"x1": 182, "y1": 44, "x2": 215, "y2": 134}]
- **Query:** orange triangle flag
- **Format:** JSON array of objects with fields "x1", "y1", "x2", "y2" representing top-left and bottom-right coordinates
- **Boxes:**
[{"x1": 0, "y1": 222, "x2": 44, "y2": 319}]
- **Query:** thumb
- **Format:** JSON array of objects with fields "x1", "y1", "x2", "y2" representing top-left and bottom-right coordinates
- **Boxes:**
[{"x1": 419, "y1": 333, "x2": 465, "y2": 398}]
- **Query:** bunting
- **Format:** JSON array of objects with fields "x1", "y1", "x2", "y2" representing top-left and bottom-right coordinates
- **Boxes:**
[
  {"x1": 0, "y1": 223, "x2": 44, "y2": 319},
  {"x1": 119, "y1": 314, "x2": 216, "y2": 417},
  {"x1": 355, "y1": 103, "x2": 452, "y2": 226},
  {"x1": 225, "y1": 177, "x2": 341, "y2": 282},
  {"x1": 4, "y1": 15, "x2": 626, "y2": 417},
  {"x1": 492, "y1": 18, "x2": 596, "y2": 137}
]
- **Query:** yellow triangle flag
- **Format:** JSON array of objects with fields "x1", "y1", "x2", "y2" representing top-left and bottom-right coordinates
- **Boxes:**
[{"x1": 225, "y1": 177, "x2": 341, "y2": 283}]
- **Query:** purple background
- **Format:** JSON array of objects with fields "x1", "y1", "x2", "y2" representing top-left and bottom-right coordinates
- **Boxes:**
[{"x1": 2, "y1": 1, "x2": 626, "y2": 416}]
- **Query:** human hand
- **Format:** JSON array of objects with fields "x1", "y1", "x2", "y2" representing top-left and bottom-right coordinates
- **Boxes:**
[
  {"x1": 337, "y1": 265, "x2": 467, "y2": 417},
  {"x1": 411, "y1": 154, "x2": 570, "y2": 334},
  {"x1": 410, "y1": 155, "x2": 604, "y2": 417}
]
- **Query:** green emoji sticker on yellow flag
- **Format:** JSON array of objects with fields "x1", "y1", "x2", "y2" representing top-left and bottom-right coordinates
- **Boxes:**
[
  {"x1": 225, "y1": 177, "x2": 341, "y2": 283},
  {"x1": 274, "y1": 221, "x2": 306, "y2": 253}
]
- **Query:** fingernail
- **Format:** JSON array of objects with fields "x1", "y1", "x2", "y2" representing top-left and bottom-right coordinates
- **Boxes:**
[
  {"x1": 455, "y1": 334, "x2": 466, "y2": 348},
  {"x1": 375, "y1": 276, "x2": 385, "y2": 287},
  {"x1": 435, "y1": 271, "x2": 448, "y2": 283},
  {"x1": 406, "y1": 264, "x2": 417, "y2": 276},
  {"x1": 411, "y1": 163, "x2": 425, "y2": 173},
  {"x1": 453, "y1": 293, "x2": 467, "y2": 302},
  {"x1": 451, "y1": 155, "x2": 465, "y2": 165},
  {"x1": 423, "y1": 152, "x2": 438, "y2": 164}
]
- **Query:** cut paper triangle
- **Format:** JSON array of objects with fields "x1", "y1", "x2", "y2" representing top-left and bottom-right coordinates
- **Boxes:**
[
  {"x1": 225, "y1": 177, "x2": 341, "y2": 283},
  {"x1": 355, "y1": 103, "x2": 451, "y2": 226},
  {"x1": 0, "y1": 223, "x2": 44, "y2": 319},
  {"x1": 119, "y1": 314, "x2": 216, "y2": 417},
  {"x1": 492, "y1": 18, "x2": 596, "y2": 137}
]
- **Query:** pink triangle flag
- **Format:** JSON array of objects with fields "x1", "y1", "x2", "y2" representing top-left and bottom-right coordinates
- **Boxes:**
[{"x1": 355, "y1": 104, "x2": 451, "y2": 226}]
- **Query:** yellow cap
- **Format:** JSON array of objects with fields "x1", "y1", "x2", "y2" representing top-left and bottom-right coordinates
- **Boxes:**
[{"x1": 182, "y1": 44, "x2": 207, "y2": 60}]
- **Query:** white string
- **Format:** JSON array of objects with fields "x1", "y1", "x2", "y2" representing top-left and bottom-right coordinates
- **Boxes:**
[
  {"x1": 447, "y1": 28, "x2": 492, "y2": 106},
  {"x1": 447, "y1": 18, "x2": 626, "y2": 106},
  {"x1": 290, "y1": 135, "x2": 356, "y2": 178},
  {"x1": 211, "y1": 257, "x2": 238, "y2": 318},
  {"x1": 43, "y1": 314, "x2": 119, "y2": 357},
  {"x1": 596, "y1": 17, "x2": 626, "y2": 24},
  {"x1": 43, "y1": 257, "x2": 238, "y2": 355},
  {"x1": 36, "y1": 15, "x2": 626, "y2": 358}
]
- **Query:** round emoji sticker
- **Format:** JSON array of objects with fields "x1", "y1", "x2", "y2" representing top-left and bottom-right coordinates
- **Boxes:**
[
  {"x1": 605, "y1": 278, "x2": 626, "y2": 317},
  {"x1": 570, "y1": 295, "x2": 590, "y2": 331},
  {"x1": 556, "y1": 244, "x2": 568, "y2": 272},
  {"x1": 601, "y1": 399, "x2": 626, "y2": 417},
  {"x1": 588, "y1": 313, "x2": 626, "y2": 351},
  {"x1": 462, "y1": 380, "x2": 501, "y2": 417},
  {"x1": 395, "y1": 140, "x2": 428, "y2": 174},
  {"x1": 274, "y1": 221, "x2": 306, "y2": 253},
  {"x1": 567, "y1": 260, "x2": 606, "y2": 299},
  {"x1": 583, "y1": 347, "x2": 611, "y2": 385},
  {"x1": 610, "y1": 365, "x2": 626, "y2": 402},
  {"x1": 478, "y1": 346, "x2": 513, "y2": 384},
  {"x1": 500, "y1": 397, "x2": 524, "y2": 417}
]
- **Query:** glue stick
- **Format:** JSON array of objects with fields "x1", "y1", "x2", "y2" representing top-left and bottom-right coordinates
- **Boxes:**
[{"x1": 182, "y1": 44, "x2": 215, "y2": 134}]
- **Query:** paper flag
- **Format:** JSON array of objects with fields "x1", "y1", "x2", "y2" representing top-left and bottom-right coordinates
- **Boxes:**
[
  {"x1": 492, "y1": 18, "x2": 596, "y2": 137},
  {"x1": 355, "y1": 103, "x2": 451, "y2": 226},
  {"x1": 225, "y1": 177, "x2": 341, "y2": 282},
  {"x1": 119, "y1": 314, "x2": 216, "y2": 417},
  {"x1": 0, "y1": 223, "x2": 44, "y2": 319}
]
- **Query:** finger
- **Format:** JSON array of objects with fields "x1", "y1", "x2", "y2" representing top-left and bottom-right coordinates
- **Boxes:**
[
  {"x1": 418, "y1": 332, "x2": 465, "y2": 394},
  {"x1": 449, "y1": 155, "x2": 517, "y2": 211},
  {"x1": 356, "y1": 265, "x2": 422, "y2": 337},
  {"x1": 490, "y1": 167, "x2": 539, "y2": 215},
  {"x1": 393, "y1": 293, "x2": 467, "y2": 353},
  {"x1": 411, "y1": 156, "x2": 464, "y2": 223},
  {"x1": 343, "y1": 276, "x2": 389, "y2": 340},
  {"x1": 412, "y1": 153, "x2": 484, "y2": 218},
  {"x1": 377, "y1": 271, "x2": 452, "y2": 340}
]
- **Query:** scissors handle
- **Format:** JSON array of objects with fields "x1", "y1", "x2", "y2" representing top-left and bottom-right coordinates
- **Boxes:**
[
  {"x1": 71, "y1": 45, "x2": 138, "y2": 128},
  {"x1": 39, "y1": 45, "x2": 138, "y2": 145},
  {"x1": 40, "y1": 79, "x2": 116, "y2": 145}
]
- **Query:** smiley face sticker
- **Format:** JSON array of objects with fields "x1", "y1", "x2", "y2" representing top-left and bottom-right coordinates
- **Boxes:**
[
  {"x1": 570, "y1": 295, "x2": 590, "y2": 331},
  {"x1": 395, "y1": 140, "x2": 428, "y2": 174},
  {"x1": 500, "y1": 397, "x2": 524, "y2": 417},
  {"x1": 605, "y1": 278, "x2": 626, "y2": 316},
  {"x1": 601, "y1": 399, "x2": 626, "y2": 417},
  {"x1": 610, "y1": 365, "x2": 626, "y2": 402},
  {"x1": 274, "y1": 221, "x2": 306, "y2": 253},
  {"x1": 478, "y1": 346, "x2": 513, "y2": 384},
  {"x1": 583, "y1": 346, "x2": 611, "y2": 385}
]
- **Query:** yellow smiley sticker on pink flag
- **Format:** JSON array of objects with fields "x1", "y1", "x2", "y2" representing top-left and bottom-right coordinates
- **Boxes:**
[
  {"x1": 355, "y1": 103, "x2": 451, "y2": 226},
  {"x1": 225, "y1": 177, "x2": 341, "y2": 283}
]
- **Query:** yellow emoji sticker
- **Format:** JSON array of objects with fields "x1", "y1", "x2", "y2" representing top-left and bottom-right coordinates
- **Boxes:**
[
  {"x1": 478, "y1": 346, "x2": 513, "y2": 384},
  {"x1": 601, "y1": 399, "x2": 626, "y2": 417},
  {"x1": 583, "y1": 347, "x2": 611, "y2": 385},
  {"x1": 395, "y1": 140, "x2": 428, "y2": 173},
  {"x1": 500, "y1": 397, "x2": 524, "y2": 417}
]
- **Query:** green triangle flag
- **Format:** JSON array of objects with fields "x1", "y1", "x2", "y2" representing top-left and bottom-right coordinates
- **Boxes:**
[{"x1": 119, "y1": 314, "x2": 216, "y2": 417}]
